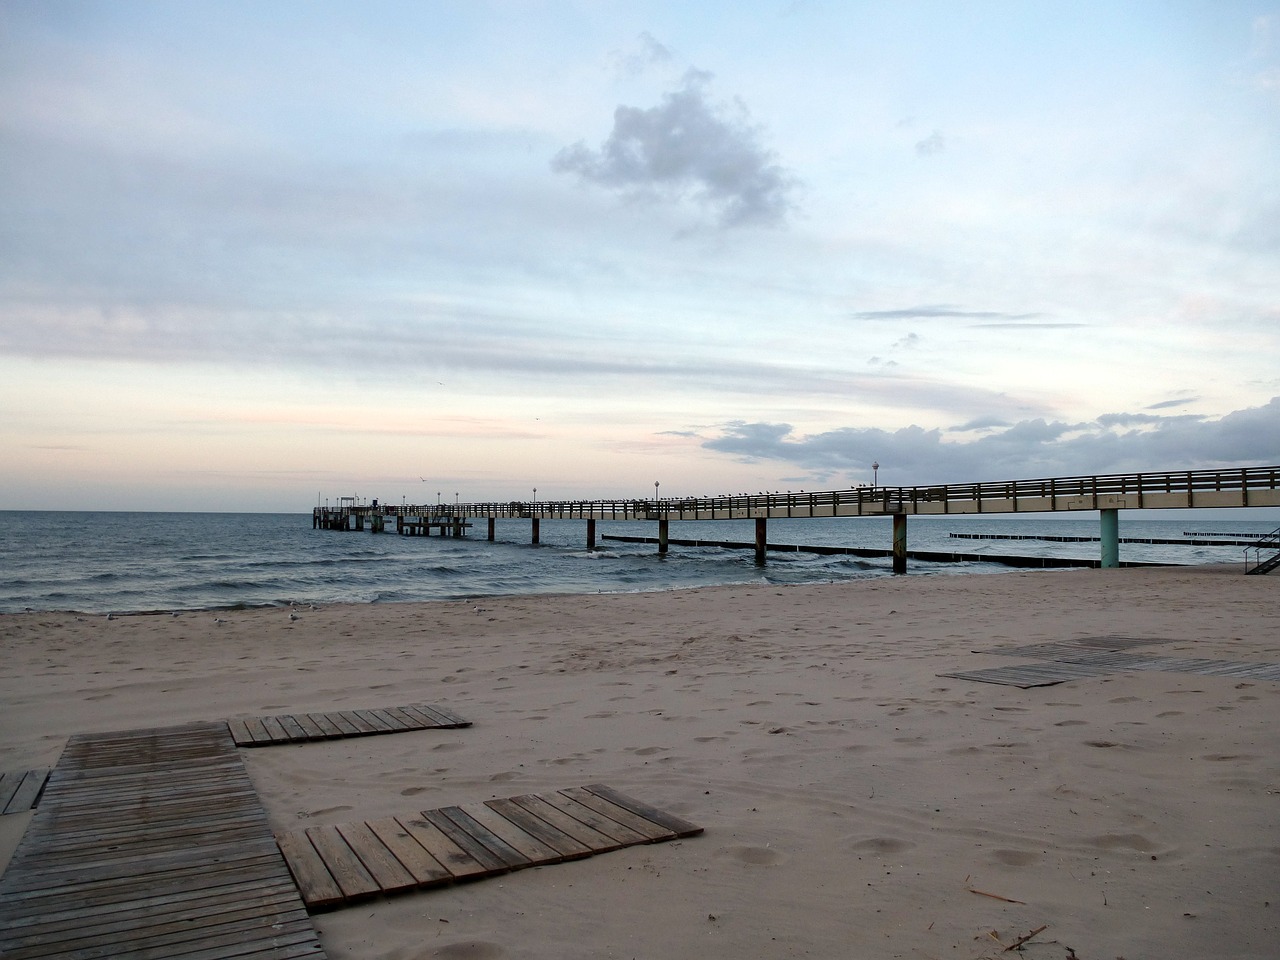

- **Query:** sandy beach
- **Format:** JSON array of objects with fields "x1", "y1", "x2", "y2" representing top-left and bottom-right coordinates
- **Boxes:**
[{"x1": 2, "y1": 565, "x2": 1277, "y2": 959}]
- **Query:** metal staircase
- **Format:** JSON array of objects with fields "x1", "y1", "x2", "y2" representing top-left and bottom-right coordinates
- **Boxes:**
[{"x1": 1244, "y1": 526, "x2": 1280, "y2": 575}]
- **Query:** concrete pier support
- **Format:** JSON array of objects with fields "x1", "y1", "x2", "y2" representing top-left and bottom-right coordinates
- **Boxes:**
[
  {"x1": 488, "y1": 517, "x2": 496, "y2": 541},
  {"x1": 892, "y1": 513, "x2": 908, "y2": 575},
  {"x1": 587, "y1": 518, "x2": 597, "y2": 550},
  {"x1": 1100, "y1": 508, "x2": 1120, "y2": 568},
  {"x1": 531, "y1": 518, "x2": 540, "y2": 544},
  {"x1": 754, "y1": 517, "x2": 767, "y2": 564},
  {"x1": 658, "y1": 518, "x2": 669, "y2": 555}
]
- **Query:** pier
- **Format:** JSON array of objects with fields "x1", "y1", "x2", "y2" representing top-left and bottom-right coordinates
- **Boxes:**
[{"x1": 313, "y1": 466, "x2": 1280, "y2": 573}]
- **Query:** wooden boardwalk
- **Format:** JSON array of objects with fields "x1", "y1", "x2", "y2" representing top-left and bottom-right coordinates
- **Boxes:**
[
  {"x1": 942, "y1": 636, "x2": 1280, "y2": 688},
  {"x1": 228, "y1": 703, "x2": 469, "y2": 747},
  {"x1": 0, "y1": 768, "x2": 49, "y2": 815},
  {"x1": 0, "y1": 721, "x2": 327, "y2": 959},
  {"x1": 277, "y1": 783, "x2": 704, "y2": 911}
]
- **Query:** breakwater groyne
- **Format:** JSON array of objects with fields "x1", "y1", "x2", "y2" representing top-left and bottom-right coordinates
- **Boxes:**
[{"x1": 601, "y1": 536, "x2": 1162, "y2": 569}]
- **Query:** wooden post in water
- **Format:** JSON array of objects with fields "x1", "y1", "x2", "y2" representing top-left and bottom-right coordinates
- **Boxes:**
[
  {"x1": 587, "y1": 518, "x2": 597, "y2": 550},
  {"x1": 488, "y1": 517, "x2": 496, "y2": 541},
  {"x1": 892, "y1": 513, "x2": 907, "y2": 574},
  {"x1": 754, "y1": 517, "x2": 767, "y2": 564},
  {"x1": 532, "y1": 518, "x2": 540, "y2": 544},
  {"x1": 658, "y1": 518, "x2": 669, "y2": 555}
]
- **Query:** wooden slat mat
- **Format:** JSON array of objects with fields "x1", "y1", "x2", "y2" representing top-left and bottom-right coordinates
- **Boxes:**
[
  {"x1": 277, "y1": 783, "x2": 703, "y2": 911},
  {"x1": 0, "y1": 768, "x2": 49, "y2": 815},
  {"x1": 939, "y1": 662, "x2": 1118, "y2": 688},
  {"x1": 1053, "y1": 650, "x2": 1280, "y2": 681},
  {"x1": 229, "y1": 703, "x2": 470, "y2": 747},
  {"x1": 0, "y1": 721, "x2": 328, "y2": 959},
  {"x1": 980, "y1": 636, "x2": 1173, "y2": 658}
]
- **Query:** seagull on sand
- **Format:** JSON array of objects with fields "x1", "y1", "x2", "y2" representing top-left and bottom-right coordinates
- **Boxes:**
[{"x1": 289, "y1": 612, "x2": 301, "y2": 621}]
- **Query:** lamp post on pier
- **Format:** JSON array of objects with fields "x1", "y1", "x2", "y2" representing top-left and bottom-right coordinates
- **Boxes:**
[{"x1": 872, "y1": 461, "x2": 879, "y2": 487}]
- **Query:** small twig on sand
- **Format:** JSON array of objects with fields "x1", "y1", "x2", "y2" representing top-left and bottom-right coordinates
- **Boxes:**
[
  {"x1": 968, "y1": 888, "x2": 1028, "y2": 905},
  {"x1": 1003, "y1": 924, "x2": 1048, "y2": 952}
]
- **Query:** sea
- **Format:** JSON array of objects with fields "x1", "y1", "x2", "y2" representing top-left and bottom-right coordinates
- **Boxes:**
[{"x1": 0, "y1": 511, "x2": 1274, "y2": 615}]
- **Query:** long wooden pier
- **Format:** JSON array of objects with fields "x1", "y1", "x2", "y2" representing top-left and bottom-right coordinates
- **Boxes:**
[{"x1": 314, "y1": 465, "x2": 1280, "y2": 573}]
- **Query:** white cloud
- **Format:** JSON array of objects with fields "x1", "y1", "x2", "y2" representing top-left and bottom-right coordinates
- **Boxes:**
[{"x1": 551, "y1": 70, "x2": 798, "y2": 228}]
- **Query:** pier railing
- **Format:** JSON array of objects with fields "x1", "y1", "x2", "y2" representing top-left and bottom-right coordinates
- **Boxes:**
[{"x1": 315, "y1": 465, "x2": 1279, "y2": 525}]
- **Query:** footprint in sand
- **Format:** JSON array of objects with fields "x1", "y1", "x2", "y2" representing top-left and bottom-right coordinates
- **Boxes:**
[
  {"x1": 428, "y1": 942, "x2": 506, "y2": 960},
  {"x1": 849, "y1": 836, "x2": 915, "y2": 855},
  {"x1": 1055, "y1": 719, "x2": 1088, "y2": 726},
  {"x1": 719, "y1": 845, "x2": 786, "y2": 866},
  {"x1": 400, "y1": 787, "x2": 429, "y2": 796},
  {"x1": 993, "y1": 849, "x2": 1040, "y2": 866}
]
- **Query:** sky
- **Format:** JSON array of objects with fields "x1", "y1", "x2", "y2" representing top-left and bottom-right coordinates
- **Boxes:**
[{"x1": 2, "y1": 0, "x2": 1279, "y2": 513}]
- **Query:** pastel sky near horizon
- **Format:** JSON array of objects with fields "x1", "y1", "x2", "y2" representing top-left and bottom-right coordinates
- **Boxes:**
[{"x1": 2, "y1": 1, "x2": 1278, "y2": 513}]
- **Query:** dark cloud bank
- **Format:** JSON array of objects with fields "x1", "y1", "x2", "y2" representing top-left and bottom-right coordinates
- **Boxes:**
[{"x1": 703, "y1": 398, "x2": 1280, "y2": 485}]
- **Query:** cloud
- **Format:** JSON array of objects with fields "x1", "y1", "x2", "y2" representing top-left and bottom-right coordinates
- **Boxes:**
[
  {"x1": 612, "y1": 32, "x2": 674, "y2": 77},
  {"x1": 551, "y1": 70, "x2": 798, "y2": 228},
  {"x1": 915, "y1": 130, "x2": 945, "y2": 156},
  {"x1": 701, "y1": 398, "x2": 1280, "y2": 485},
  {"x1": 852, "y1": 304, "x2": 1045, "y2": 322},
  {"x1": 1144, "y1": 397, "x2": 1200, "y2": 411}
]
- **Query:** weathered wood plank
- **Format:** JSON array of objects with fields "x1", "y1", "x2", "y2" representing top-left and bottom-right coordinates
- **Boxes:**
[
  {"x1": 557, "y1": 786, "x2": 675, "y2": 841},
  {"x1": 364, "y1": 817, "x2": 454, "y2": 887},
  {"x1": 302, "y1": 825, "x2": 381, "y2": 900},
  {"x1": 334, "y1": 820, "x2": 417, "y2": 893},
  {"x1": 420, "y1": 808, "x2": 517, "y2": 872},
  {"x1": 582, "y1": 784, "x2": 704, "y2": 838},
  {"x1": 2, "y1": 769, "x2": 49, "y2": 815},
  {"x1": 452, "y1": 801, "x2": 568, "y2": 863},
  {"x1": 276, "y1": 831, "x2": 345, "y2": 910},
  {"x1": 391, "y1": 815, "x2": 494, "y2": 882},
  {"x1": 484, "y1": 797, "x2": 594, "y2": 859},
  {"x1": 535, "y1": 790, "x2": 650, "y2": 845},
  {"x1": 505, "y1": 794, "x2": 626, "y2": 853}
]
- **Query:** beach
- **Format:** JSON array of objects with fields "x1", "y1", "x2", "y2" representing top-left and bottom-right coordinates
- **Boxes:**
[{"x1": 2, "y1": 566, "x2": 1277, "y2": 959}]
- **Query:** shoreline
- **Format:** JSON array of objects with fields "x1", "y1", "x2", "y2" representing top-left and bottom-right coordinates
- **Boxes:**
[{"x1": 2, "y1": 566, "x2": 1277, "y2": 958}]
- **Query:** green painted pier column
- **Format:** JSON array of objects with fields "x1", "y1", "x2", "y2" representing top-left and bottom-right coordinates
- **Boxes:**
[
  {"x1": 658, "y1": 518, "x2": 669, "y2": 555},
  {"x1": 754, "y1": 517, "x2": 767, "y2": 564},
  {"x1": 587, "y1": 519, "x2": 597, "y2": 550},
  {"x1": 1100, "y1": 509, "x2": 1120, "y2": 568},
  {"x1": 892, "y1": 513, "x2": 908, "y2": 575}
]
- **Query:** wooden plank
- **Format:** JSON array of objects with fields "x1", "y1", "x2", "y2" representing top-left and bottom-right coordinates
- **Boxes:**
[
  {"x1": 291, "y1": 714, "x2": 327, "y2": 740},
  {"x1": 261, "y1": 715, "x2": 291, "y2": 743},
  {"x1": 397, "y1": 705, "x2": 447, "y2": 727},
  {"x1": 581, "y1": 784, "x2": 704, "y2": 838},
  {"x1": 275, "y1": 715, "x2": 308, "y2": 742},
  {"x1": 557, "y1": 786, "x2": 675, "y2": 841},
  {"x1": 420, "y1": 808, "x2": 517, "y2": 872},
  {"x1": 323, "y1": 712, "x2": 361, "y2": 736},
  {"x1": 243, "y1": 717, "x2": 270, "y2": 744},
  {"x1": 336, "y1": 711, "x2": 380, "y2": 735},
  {"x1": 3, "y1": 769, "x2": 48, "y2": 815},
  {"x1": 305, "y1": 713, "x2": 345, "y2": 738},
  {"x1": 392, "y1": 815, "x2": 494, "y2": 881},
  {"x1": 535, "y1": 791, "x2": 650, "y2": 846},
  {"x1": 352, "y1": 709, "x2": 395, "y2": 733},
  {"x1": 334, "y1": 821, "x2": 417, "y2": 893},
  {"x1": 485, "y1": 798, "x2": 594, "y2": 859},
  {"x1": 420, "y1": 704, "x2": 471, "y2": 727},
  {"x1": 381, "y1": 706, "x2": 423, "y2": 730},
  {"x1": 275, "y1": 832, "x2": 344, "y2": 910},
  {"x1": 225, "y1": 719, "x2": 253, "y2": 746},
  {"x1": 366, "y1": 708, "x2": 410, "y2": 731},
  {"x1": 364, "y1": 817, "x2": 454, "y2": 887},
  {"x1": 302, "y1": 825, "x2": 381, "y2": 900},
  {"x1": 452, "y1": 802, "x2": 568, "y2": 863},
  {"x1": 505, "y1": 794, "x2": 626, "y2": 853}
]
